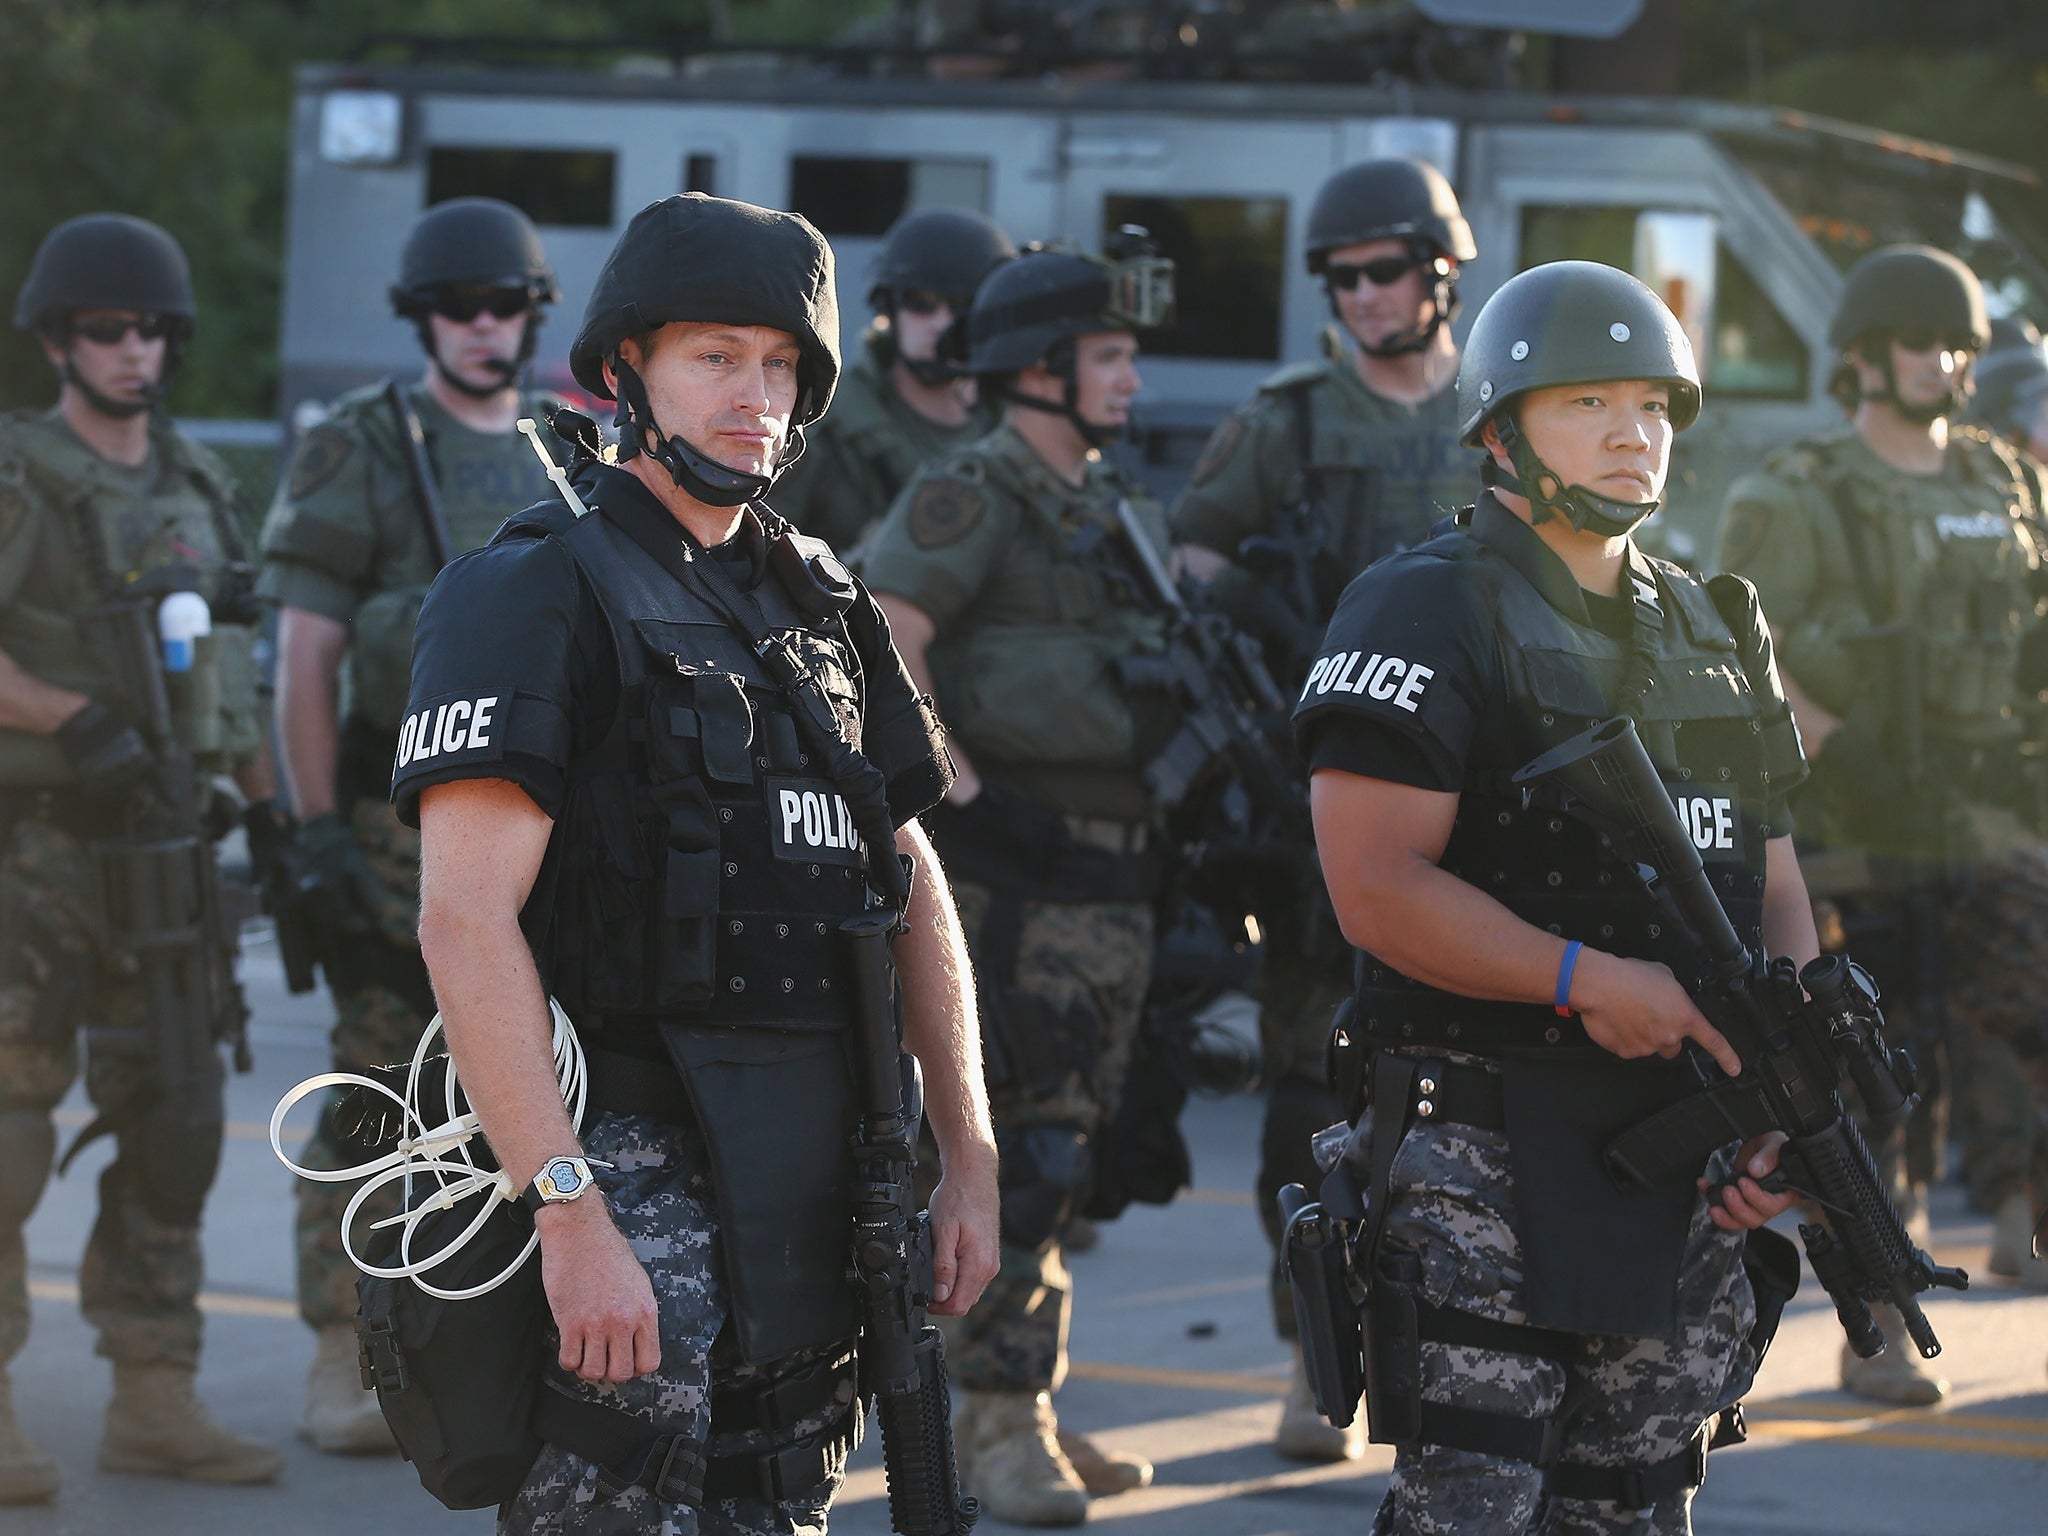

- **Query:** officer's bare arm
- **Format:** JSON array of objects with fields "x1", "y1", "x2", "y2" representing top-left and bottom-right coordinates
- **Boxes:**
[
  {"x1": 417, "y1": 777, "x2": 661, "y2": 1385},
  {"x1": 275, "y1": 606, "x2": 350, "y2": 818},
  {"x1": 1311, "y1": 766, "x2": 1742, "y2": 1077},
  {"x1": 1176, "y1": 544, "x2": 1231, "y2": 582},
  {"x1": 893, "y1": 819, "x2": 1000, "y2": 1315},
  {"x1": 873, "y1": 594, "x2": 981, "y2": 803},
  {"x1": 0, "y1": 644, "x2": 87, "y2": 733}
]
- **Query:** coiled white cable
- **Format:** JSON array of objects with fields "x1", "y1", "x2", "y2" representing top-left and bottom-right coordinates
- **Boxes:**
[{"x1": 270, "y1": 998, "x2": 587, "y2": 1300}]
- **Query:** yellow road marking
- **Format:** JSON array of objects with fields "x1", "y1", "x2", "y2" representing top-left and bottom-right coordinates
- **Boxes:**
[
  {"x1": 1069, "y1": 1360, "x2": 1288, "y2": 1397},
  {"x1": 30, "y1": 1277, "x2": 297, "y2": 1321},
  {"x1": 51, "y1": 1107, "x2": 288, "y2": 1143}
]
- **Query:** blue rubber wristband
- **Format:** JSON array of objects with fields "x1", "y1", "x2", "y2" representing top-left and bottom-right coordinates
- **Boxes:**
[{"x1": 1554, "y1": 940, "x2": 1584, "y2": 1017}]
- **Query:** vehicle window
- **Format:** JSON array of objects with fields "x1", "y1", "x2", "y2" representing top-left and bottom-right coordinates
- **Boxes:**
[
  {"x1": 1519, "y1": 205, "x2": 1807, "y2": 399},
  {"x1": 1104, "y1": 193, "x2": 1287, "y2": 362},
  {"x1": 425, "y1": 147, "x2": 616, "y2": 227},
  {"x1": 684, "y1": 154, "x2": 717, "y2": 196},
  {"x1": 787, "y1": 156, "x2": 991, "y2": 237}
]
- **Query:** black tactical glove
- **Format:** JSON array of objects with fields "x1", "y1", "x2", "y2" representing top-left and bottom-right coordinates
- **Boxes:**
[
  {"x1": 292, "y1": 811, "x2": 382, "y2": 935},
  {"x1": 242, "y1": 798, "x2": 294, "y2": 878},
  {"x1": 327, "y1": 1053, "x2": 460, "y2": 1159},
  {"x1": 54, "y1": 700, "x2": 156, "y2": 800}
]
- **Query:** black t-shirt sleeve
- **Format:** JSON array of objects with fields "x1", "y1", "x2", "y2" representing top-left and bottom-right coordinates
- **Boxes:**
[
  {"x1": 1291, "y1": 553, "x2": 1495, "y2": 793},
  {"x1": 390, "y1": 533, "x2": 587, "y2": 826},
  {"x1": 843, "y1": 577, "x2": 956, "y2": 826}
]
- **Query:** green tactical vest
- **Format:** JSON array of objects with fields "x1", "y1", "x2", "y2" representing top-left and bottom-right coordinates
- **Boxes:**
[
  {"x1": 0, "y1": 411, "x2": 260, "y2": 788},
  {"x1": 926, "y1": 432, "x2": 1173, "y2": 821}
]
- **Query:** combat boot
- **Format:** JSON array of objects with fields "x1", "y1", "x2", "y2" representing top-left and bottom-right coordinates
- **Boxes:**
[
  {"x1": 0, "y1": 1368, "x2": 59, "y2": 1505},
  {"x1": 1274, "y1": 1344, "x2": 1364, "y2": 1462},
  {"x1": 954, "y1": 1389, "x2": 1088, "y2": 1526},
  {"x1": 1837, "y1": 1305, "x2": 1949, "y2": 1406},
  {"x1": 100, "y1": 1363, "x2": 285, "y2": 1483},
  {"x1": 1988, "y1": 1194, "x2": 2048, "y2": 1286},
  {"x1": 1057, "y1": 1426, "x2": 1152, "y2": 1496},
  {"x1": 303, "y1": 1324, "x2": 397, "y2": 1454}
]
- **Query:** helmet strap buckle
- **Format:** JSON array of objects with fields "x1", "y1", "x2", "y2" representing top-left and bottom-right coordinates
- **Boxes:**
[{"x1": 1494, "y1": 414, "x2": 1657, "y2": 538}]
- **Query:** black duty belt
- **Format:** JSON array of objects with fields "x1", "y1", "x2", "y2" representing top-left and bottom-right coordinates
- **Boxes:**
[
  {"x1": 583, "y1": 1046, "x2": 693, "y2": 1125},
  {"x1": 1390, "y1": 1055, "x2": 1506, "y2": 1133},
  {"x1": 0, "y1": 787, "x2": 123, "y2": 844}
]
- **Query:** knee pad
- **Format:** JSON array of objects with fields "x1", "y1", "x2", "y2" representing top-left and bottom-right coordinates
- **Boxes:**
[
  {"x1": 996, "y1": 1123, "x2": 1092, "y2": 1252},
  {"x1": 119, "y1": 1103, "x2": 224, "y2": 1226},
  {"x1": 0, "y1": 1109, "x2": 54, "y2": 1230}
]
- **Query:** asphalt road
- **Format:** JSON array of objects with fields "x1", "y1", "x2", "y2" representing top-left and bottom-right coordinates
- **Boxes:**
[{"x1": 9, "y1": 941, "x2": 2046, "y2": 1535}]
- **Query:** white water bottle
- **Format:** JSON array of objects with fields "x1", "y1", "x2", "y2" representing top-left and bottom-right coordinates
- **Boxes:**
[{"x1": 157, "y1": 591, "x2": 212, "y2": 674}]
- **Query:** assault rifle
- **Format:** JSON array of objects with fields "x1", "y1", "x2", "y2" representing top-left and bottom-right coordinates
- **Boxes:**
[
  {"x1": 63, "y1": 586, "x2": 249, "y2": 1175},
  {"x1": 1513, "y1": 717, "x2": 1969, "y2": 1360},
  {"x1": 1108, "y1": 497, "x2": 1305, "y2": 842},
  {"x1": 843, "y1": 910, "x2": 979, "y2": 1536}
]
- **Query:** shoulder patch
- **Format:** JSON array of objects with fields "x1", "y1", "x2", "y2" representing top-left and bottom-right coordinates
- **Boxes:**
[
  {"x1": 1257, "y1": 359, "x2": 1329, "y2": 396},
  {"x1": 1189, "y1": 413, "x2": 1246, "y2": 488},
  {"x1": 1716, "y1": 498, "x2": 1773, "y2": 572},
  {"x1": 906, "y1": 475, "x2": 988, "y2": 549},
  {"x1": 286, "y1": 422, "x2": 357, "y2": 501}
]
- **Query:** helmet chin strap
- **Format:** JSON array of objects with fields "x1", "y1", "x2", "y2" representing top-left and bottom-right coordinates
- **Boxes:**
[
  {"x1": 1861, "y1": 349, "x2": 1967, "y2": 425},
  {"x1": 60, "y1": 349, "x2": 166, "y2": 423},
  {"x1": 416, "y1": 311, "x2": 537, "y2": 401},
  {"x1": 610, "y1": 355, "x2": 787, "y2": 509},
  {"x1": 1489, "y1": 415, "x2": 1657, "y2": 538},
  {"x1": 1331, "y1": 256, "x2": 1459, "y2": 360}
]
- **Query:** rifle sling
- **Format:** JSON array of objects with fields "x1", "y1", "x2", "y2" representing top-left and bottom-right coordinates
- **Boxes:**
[{"x1": 386, "y1": 381, "x2": 456, "y2": 573}]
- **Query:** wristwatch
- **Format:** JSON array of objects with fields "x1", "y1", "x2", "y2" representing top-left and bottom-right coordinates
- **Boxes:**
[{"x1": 519, "y1": 1155, "x2": 608, "y2": 1215}]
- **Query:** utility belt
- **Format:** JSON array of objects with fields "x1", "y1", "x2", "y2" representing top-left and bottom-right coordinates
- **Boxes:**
[
  {"x1": 0, "y1": 785, "x2": 130, "y2": 846},
  {"x1": 923, "y1": 789, "x2": 1157, "y2": 905},
  {"x1": 1281, "y1": 1048, "x2": 1801, "y2": 1513}
]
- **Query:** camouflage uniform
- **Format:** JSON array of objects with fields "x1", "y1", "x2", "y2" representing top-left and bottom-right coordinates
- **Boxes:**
[
  {"x1": 1352, "y1": 1103, "x2": 1756, "y2": 1536},
  {"x1": 864, "y1": 423, "x2": 1170, "y2": 1394},
  {"x1": 0, "y1": 410, "x2": 261, "y2": 1371},
  {"x1": 258, "y1": 382, "x2": 557, "y2": 1327},
  {"x1": 504, "y1": 1115, "x2": 848, "y2": 1536},
  {"x1": 1717, "y1": 426, "x2": 2048, "y2": 1212},
  {"x1": 767, "y1": 333, "x2": 996, "y2": 555},
  {"x1": 1170, "y1": 335, "x2": 1478, "y2": 1335}
]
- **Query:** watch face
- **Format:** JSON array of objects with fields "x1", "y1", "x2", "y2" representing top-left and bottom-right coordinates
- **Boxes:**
[{"x1": 546, "y1": 1159, "x2": 583, "y2": 1196}]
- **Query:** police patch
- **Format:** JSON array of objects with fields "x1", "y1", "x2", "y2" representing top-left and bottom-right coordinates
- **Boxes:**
[
  {"x1": 907, "y1": 477, "x2": 986, "y2": 549},
  {"x1": 1189, "y1": 413, "x2": 1246, "y2": 487},
  {"x1": 766, "y1": 776, "x2": 866, "y2": 867},
  {"x1": 287, "y1": 422, "x2": 356, "y2": 501},
  {"x1": 1715, "y1": 501, "x2": 1769, "y2": 573}
]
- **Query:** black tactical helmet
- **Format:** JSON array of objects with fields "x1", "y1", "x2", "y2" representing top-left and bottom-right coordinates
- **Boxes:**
[
  {"x1": 867, "y1": 207, "x2": 1017, "y2": 311},
  {"x1": 1459, "y1": 261, "x2": 1701, "y2": 444},
  {"x1": 963, "y1": 240, "x2": 1172, "y2": 377},
  {"x1": 1827, "y1": 245, "x2": 1989, "y2": 354},
  {"x1": 388, "y1": 198, "x2": 559, "y2": 317},
  {"x1": 1972, "y1": 315, "x2": 2048, "y2": 438},
  {"x1": 13, "y1": 213, "x2": 196, "y2": 335},
  {"x1": 572, "y1": 194, "x2": 841, "y2": 507},
  {"x1": 1458, "y1": 261, "x2": 1701, "y2": 538},
  {"x1": 1304, "y1": 157, "x2": 1477, "y2": 273}
]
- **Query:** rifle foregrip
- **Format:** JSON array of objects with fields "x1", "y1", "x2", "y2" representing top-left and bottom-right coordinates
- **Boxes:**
[{"x1": 875, "y1": 1326, "x2": 979, "y2": 1536}]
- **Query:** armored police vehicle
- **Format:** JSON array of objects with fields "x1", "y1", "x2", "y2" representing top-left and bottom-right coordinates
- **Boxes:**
[{"x1": 277, "y1": 2, "x2": 2048, "y2": 556}]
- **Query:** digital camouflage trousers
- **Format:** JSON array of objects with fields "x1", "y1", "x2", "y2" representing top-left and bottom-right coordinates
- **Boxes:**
[
  {"x1": 0, "y1": 813, "x2": 216, "y2": 1369},
  {"x1": 1359, "y1": 1104, "x2": 1756, "y2": 1536},
  {"x1": 938, "y1": 878, "x2": 1152, "y2": 1396},
  {"x1": 295, "y1": 799, "x2": 436, "y2": 1328},
  {"x1": 503, "y1": 1113, "x2": 850, "y2": 1536}
]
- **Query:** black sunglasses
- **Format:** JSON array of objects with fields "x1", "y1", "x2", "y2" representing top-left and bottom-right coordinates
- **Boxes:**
[
  {"x1": 1324, "y1": 254, "x2": 1425, "y2": 292},
  {"x1": 70, "y1": 313, "x2": 176, "y2": 345},
  {"x1": 1893, "y1": 329, "x2": 1977, "y2": 355},
  {"x1": 896, "y1": 289, "x2": 963, "y2": 319},
  {"x1": 433, "y1": 286, "x2": 535, "y2": 323}
]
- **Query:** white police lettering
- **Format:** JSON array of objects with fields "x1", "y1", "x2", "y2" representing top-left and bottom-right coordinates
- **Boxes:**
[
  {"x1": 1935, "y1": 511, "x2": 2010, "y2": 542},
  {"x1": 394, "y1": 694, "x2": 504, "y2": 769},
  {"x1": 1303, "y1": 650, "x2": 1432, "y2": 713},
  {"x1": 1674, "y1": 793, "x2": 1737, "y2": 853},
  {"x1": 770, "y1": 777, "x2": 864, "y2": 865}
]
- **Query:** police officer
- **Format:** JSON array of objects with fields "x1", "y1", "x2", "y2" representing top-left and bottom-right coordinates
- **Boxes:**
[
  {"x1": 0, "y1": 214, "x2": 283, "y2": 1500},
  {"x1": 396, "y1": 192, "x2": 1000, "y2": 1533},
  {"x1": 1173, "y1": 156, "x2": 1485, "y2": 1461},
  {"x1": 257, "y1": 196, "x2": 564, "y2": 1451},
  {"x1": 1971, "y1": 315, "x2": 2048, "y2": 462},
  {"x1": 1297, "y1": 261, "x2": 1809, "y2": 1534},
  {"x1": 862, "y1": 241, "x2": 1175, "y2": 1525},
  {"x1": 770, "y1": 206, "x2": 1015, "y2": 553},
  {"x1": 1717, "y1": 248, "x2": 2048, "y2": 1393}
]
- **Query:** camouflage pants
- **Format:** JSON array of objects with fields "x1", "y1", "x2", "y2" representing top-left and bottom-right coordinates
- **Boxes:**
[
  {"x1": 0, "y1": 814, "x2": 214, "y2": 1369},
  {"x1": 295, "y1": 799, "x2": 436, "y2": 1328},
  {"x1": 1942, "y1": 846, "x2": 2048, "y2": 1211},
  {"x1": 1363, "y1": 1102, "x2": 1755, "y2": 1536},
  {"x1": 940, "y1": 878, "x2": 1152, "y2": 1396},
  {"x1": 1255, "y1": 945, "x2": 1352, "y2": 1339},
  {"x1": 503, "y1": 1113, "x2": 848, "y2": 1536}
]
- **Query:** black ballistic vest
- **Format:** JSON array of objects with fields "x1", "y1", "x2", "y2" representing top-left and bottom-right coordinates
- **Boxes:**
[
  {"x1": 524, "y1": 497, "x2": 878, "y2": 1363},
  {"x1": 1355, "y1": 526, "x2": 1778, "y2": 1337}
]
